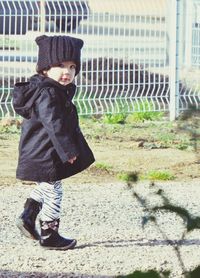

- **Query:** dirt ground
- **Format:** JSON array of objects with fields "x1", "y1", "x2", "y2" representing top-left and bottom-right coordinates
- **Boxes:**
[{"x1": 0, "y1": 118, "x2": 199, "y2": 186}]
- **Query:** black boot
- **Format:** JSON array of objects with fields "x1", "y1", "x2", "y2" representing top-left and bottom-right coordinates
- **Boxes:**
[
  {"x1": 16, "y1": 198, "x2": 42, "y2": 240},
  {"x1": 40, "y1": 219, "x2": 77, "y2": 250}
]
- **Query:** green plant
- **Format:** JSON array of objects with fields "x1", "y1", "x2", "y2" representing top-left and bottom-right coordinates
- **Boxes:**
[
  {"x1": 117, "y1": 171, "x2": 139, "y2": 183},
  {"x1": 94, "y1": 162, "x2": 112, "y2": 171},
  {"x1": 102, "y1": 99, "x2": 129, "y2": 124},
  {"x1": 142, "y1": 170, "x2": 175, "y2": 181},
  {"x1": 176, "y1": 142, "x2": 190, "y2": 150},
  {"x1": 103, "y1": 112, "x2": 127, "y2": 124},
  {"x1": 156, "y1": 133, "x2": 175, "y2": 144},
  {"x1": 0, "y1": 118, "x2": 20, "y2": 134},
  {"x1": 126, "y1": 99, "x2": 164, "y2": 123}
]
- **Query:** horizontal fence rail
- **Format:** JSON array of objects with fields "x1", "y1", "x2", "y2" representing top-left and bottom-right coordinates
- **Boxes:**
[{"x1": 0, "y1": 0, "x2": 199, "y2": 119}]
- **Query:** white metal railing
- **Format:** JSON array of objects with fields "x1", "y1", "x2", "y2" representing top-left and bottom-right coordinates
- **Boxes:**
[
  {"x1": 0, "y1": 0, "x2": 199, "y2": 120},
  {"x1": 179, "y1": 0, "x2": 200, "y2": 114}
]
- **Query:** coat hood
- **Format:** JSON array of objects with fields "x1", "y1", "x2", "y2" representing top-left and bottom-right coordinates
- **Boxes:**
[
  {"x1": 12, "y1": 74, "x2": 76, "y2": 119},
  {"x1": 13, "y1": 74, "x2": 46, "y2": 119}
]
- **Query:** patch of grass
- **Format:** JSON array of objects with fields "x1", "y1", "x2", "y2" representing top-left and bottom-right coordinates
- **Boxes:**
[
  {"x1": 142, "y1": 170, "x2": 175, "y2": 181},
  {"x1": 117, "y1": 170, "x2": 175, "y2": 182},
  {"x1": 0, "y1": 124, "x2": 20, "y2": 134},
  {"x1": 0, "y1": 117, "x2": 21, "y2": 133},
  {"x1": 127, "y1": 110, "x2": 164, "y2": 123},
  {"x1": 156, "y1": 132, "x2": 175, "y2": 144},
  {"x1": 103, "y1": 112, "x2": 127, "y2": 124},
  {"x1": 79, "y1": 117, "x2": 193, "y2": 153},
  {"x1": 126, "y1": 100, "x2": 164, "y2": 123},
  {"x1": 94, "y1": 162, "x2": 113, "y2": 171},
  {"x1": 176, "y1": 142, "x2": 190, "y2": 150},
  {"x1": 101, "y1": 99, "x2": 129, "y2": 124},
  {"x1": 102, "y1": 99, "x2": 164, "y2": 124},
  {"x1": 117, "y1": 171, "x2": 139, "y2": 183}
]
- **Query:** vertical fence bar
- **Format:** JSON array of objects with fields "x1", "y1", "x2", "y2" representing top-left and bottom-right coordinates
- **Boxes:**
[
  {"x1": 184, "y1": 0, "x2": 193, "y2": 68},
  {"x1": 169, "y1": 0, "x2": 180, "y2": 121},
  {"x1": 40, "y1": 0, "x2": 45, "y2": 33}
]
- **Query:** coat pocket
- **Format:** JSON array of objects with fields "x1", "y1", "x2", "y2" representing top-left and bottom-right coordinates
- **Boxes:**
[{"x1": 75, "y1": 129, "x2": 95, "y2": 170}]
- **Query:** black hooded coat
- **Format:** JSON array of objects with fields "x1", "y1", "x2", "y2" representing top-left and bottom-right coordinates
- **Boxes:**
[{"x1": 13, "y1": 74, "x2": 95, "y2": 182}]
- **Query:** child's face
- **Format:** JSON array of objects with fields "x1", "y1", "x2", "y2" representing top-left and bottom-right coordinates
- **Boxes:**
[{"x1": 44, "y1": 61, "x2": 76, "y2": 85}]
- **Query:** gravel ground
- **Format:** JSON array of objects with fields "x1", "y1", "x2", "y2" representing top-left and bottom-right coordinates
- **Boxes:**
[{"x1": 1, "y1": 179, "x2": 200, "y2": 278}]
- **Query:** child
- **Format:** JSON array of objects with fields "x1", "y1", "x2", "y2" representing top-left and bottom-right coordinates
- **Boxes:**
[{"x1": 13, "y1": 35, "x2": 95, "y2": 250}]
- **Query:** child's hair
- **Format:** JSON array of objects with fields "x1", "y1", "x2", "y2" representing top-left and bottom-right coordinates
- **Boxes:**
[
  {"x1": 36, "y1": 65, "x2": 50, "y2": 75},
  {"x1": 35, "y1": 35, "x2": 84, "y2": 76}
]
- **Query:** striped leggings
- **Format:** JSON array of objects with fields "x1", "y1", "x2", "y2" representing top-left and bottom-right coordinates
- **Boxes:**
[{"x1": 30, "y1": 181, "x2": 63, "y2": 221}]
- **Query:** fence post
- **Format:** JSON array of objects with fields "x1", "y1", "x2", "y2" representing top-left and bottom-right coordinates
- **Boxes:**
[{"x1": 169, "y1": 0, "x2": 181, "y2": 121}]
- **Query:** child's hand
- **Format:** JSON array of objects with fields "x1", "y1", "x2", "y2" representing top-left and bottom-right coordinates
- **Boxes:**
[{"x1": 68, "y1": 156, "x2": 77, "y2": 164}]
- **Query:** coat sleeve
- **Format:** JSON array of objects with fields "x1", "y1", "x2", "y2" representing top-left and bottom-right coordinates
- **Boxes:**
[{"x1": 36, "y1": 88, "x2": 79, "y2": 164}]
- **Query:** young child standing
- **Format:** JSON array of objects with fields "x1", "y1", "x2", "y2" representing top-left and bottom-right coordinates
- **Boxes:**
[{"x1": 13, "y1": 35, "x2": 95, "y2": 250}]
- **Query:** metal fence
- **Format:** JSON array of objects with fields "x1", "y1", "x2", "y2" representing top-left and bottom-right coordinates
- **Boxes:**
[{"x1": 0, "y1": 0, "x2": 200, "y2": 120}]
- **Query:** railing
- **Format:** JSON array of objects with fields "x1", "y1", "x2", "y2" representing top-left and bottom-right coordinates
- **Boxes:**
[{"x1": 0, "y1": 0, "x2": 199, "y2": 120}]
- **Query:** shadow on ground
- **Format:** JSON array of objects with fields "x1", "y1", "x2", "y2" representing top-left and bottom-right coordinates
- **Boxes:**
[{"x1": 76, "y1": 238, "x2": 200, "y2": 249}]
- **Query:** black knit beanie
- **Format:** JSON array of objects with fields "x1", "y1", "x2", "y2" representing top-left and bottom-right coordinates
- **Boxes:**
[{"x1": 35, "y1": 35, "x2": 84, "y2": 75}]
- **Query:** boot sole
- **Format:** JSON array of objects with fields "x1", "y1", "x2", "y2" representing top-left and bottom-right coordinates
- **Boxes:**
[
  {"x1": 40, "y1": 239, "x2": 77, "y2": 250},
  {"x1": 16, "y1": 218, "x2": 39, "y2": 240}
]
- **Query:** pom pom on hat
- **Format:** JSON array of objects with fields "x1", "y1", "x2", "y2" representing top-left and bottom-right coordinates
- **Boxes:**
[{"x1": 35, "y1": 35, "x2": 84, "y2": 75}]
